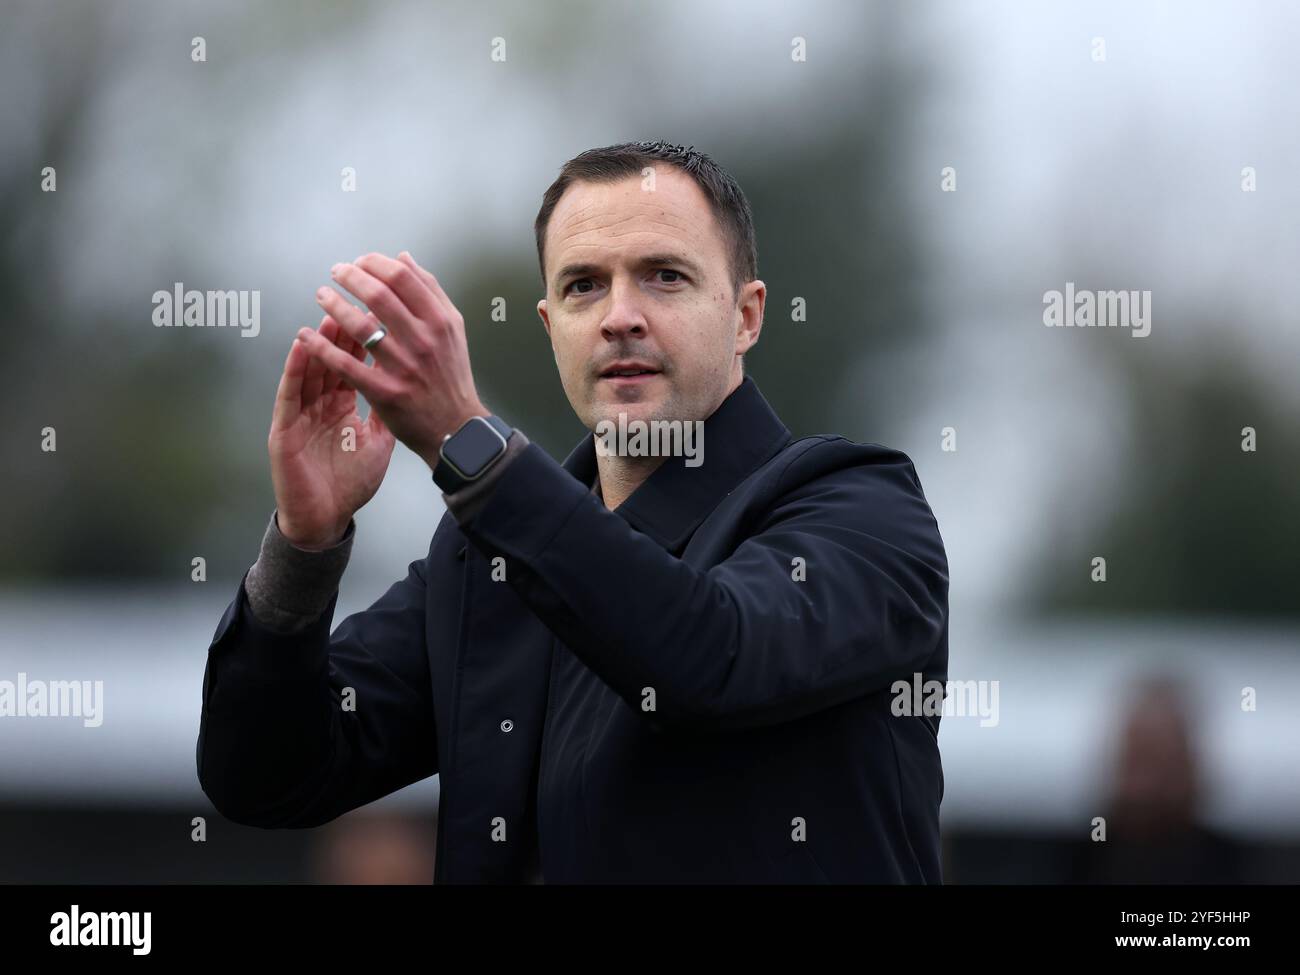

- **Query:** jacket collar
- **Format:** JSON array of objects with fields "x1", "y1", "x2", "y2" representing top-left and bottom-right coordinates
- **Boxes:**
[{"x1": 560, "y1": 376, "x2": 792, "y2": 551}]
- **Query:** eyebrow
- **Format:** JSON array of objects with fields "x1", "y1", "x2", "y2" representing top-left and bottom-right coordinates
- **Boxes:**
[{"x1": 553, "y1": 252, "x2": 705, "y2": 289}]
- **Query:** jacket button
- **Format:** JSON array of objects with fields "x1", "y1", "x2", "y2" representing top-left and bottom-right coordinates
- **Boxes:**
[{"x1": 500, "y1": 718, "x2": 514, "y2": 733}]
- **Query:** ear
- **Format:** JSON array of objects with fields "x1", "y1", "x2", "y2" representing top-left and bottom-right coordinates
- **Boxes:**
[
  {"x1": 537, "y1": 297, "x2": 551, "y2": 339},
  {"x1": 735, "y1": 279, "x2": 765, "y2": 355}
]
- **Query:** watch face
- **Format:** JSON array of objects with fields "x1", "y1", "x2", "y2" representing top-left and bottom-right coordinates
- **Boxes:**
[{"x1": 442, "y1": 418, "x2": 506, "y2": 477}]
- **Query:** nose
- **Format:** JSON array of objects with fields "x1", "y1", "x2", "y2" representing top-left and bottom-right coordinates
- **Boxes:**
[{"x1": 599, "y1": 277, "x2": 648, "y2": 343}]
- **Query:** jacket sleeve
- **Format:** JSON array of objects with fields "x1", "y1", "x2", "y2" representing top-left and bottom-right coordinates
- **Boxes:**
[
  {"x1": 452, "y1": 436, "x2": 949, "y2": 732},
  {"x1": 196, "y1": 548, "x2": 438, "y2": 828}
]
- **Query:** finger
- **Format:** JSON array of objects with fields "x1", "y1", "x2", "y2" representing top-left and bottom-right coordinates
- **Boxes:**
[
  {"x1": 339, "y1": 331, "x2": 367, "y2": 392},
  {"x1": 301, "y1": 316, "x2": 337, "y2": 409},
  {"x1": 321, "y1": 317, "x2": 356, "y2": 396},
  {"x1": 325, "y1": 329, "x2": 367, "y2": 394},
  {"x1": 397, "y1": 250, "x2": 455, "y2": 316},
  {"x1": 297, "y1": 326, "x2": 387, "y2": 404},
  {"x1": 315, "y1": 285, "x2": 413, "y2": 369},
  {"x1": 331, "y1": 257, "x2": 428, "y2": 340},
  {"x1": 271, "y1": 334, "x2": 309, "y2": 429},
  {"x1": 354, "y1": 253, "x2": 444, "y2": 324}
]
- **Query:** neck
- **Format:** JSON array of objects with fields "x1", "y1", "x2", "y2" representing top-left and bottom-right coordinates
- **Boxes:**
[{"x1": 596, "y1": 453, "x2": 667, "y2": 510}]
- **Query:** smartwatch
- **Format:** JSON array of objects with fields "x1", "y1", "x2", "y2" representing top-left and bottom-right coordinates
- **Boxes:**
[{"x1": 432, "y1": 415, "x2": 515, "y2": 493}]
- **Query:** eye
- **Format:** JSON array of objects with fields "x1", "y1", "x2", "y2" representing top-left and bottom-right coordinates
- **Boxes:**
[
  {"x1": 566, "y1": 278, "x2": 595, "y2": 295},
  {"x1": 656, "y1": 269, "x2": 684, "y2": 284}
]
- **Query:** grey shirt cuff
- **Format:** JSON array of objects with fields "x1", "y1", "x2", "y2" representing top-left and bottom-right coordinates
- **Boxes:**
[
  {"x1": 242, "y1": 428, "x2": 582, "y2": 632},
  {"x1": 243, "y1": 510, "x2": 356, "y2": 634},
  {"x1": 442, "y1": 429, "x2": 532, "y2": 523}
]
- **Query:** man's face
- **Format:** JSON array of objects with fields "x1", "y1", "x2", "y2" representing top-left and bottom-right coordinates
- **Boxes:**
[{"x1": 537, "y1": 168, "x2": 763, "y2": 433}]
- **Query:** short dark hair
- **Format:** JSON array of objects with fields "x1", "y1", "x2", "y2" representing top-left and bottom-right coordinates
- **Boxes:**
[{"x1": 534, "y1": 141, "x2": 758, "y2": 300}]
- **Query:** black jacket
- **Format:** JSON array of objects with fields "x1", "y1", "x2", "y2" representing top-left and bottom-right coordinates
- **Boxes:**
[{"x1": 197, "y1": 377, "x2": 950, "y2": 883}]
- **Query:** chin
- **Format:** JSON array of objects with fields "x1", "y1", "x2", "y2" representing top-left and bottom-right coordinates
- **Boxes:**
[
  {"x1": 595, "y1": 405, "x2": 644, "y2": 428},
  {"x1": 588, "y1": 388, "x2": 671, "y2": 426},
  {"x1": 591, "y1": 402, "x2": 658, "y2": 431}
]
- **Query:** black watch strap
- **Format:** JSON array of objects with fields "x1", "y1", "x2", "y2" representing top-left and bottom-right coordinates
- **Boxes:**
[{"x1": 432, "y1": 415, "x2": 515, "y2": 493}]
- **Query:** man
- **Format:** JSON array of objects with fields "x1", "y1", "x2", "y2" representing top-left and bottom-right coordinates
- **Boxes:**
[{"x1": 197, "y1": 141, "x2": 950, "y2": 884}]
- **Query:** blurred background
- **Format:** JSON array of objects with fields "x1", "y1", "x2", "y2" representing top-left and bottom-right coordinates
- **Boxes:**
[{"x1": 1, "y1": 0, "x2": 1297, "y2": 883}]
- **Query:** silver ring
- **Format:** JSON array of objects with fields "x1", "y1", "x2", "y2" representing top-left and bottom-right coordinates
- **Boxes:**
[{"x1": 362, "y1": 328, "x2": 387, "y2": 350}]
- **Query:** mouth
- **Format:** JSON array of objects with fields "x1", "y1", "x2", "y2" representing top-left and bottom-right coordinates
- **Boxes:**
[{"x1": 597, "y1": 362, "x2": 663, "y2": 385}]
